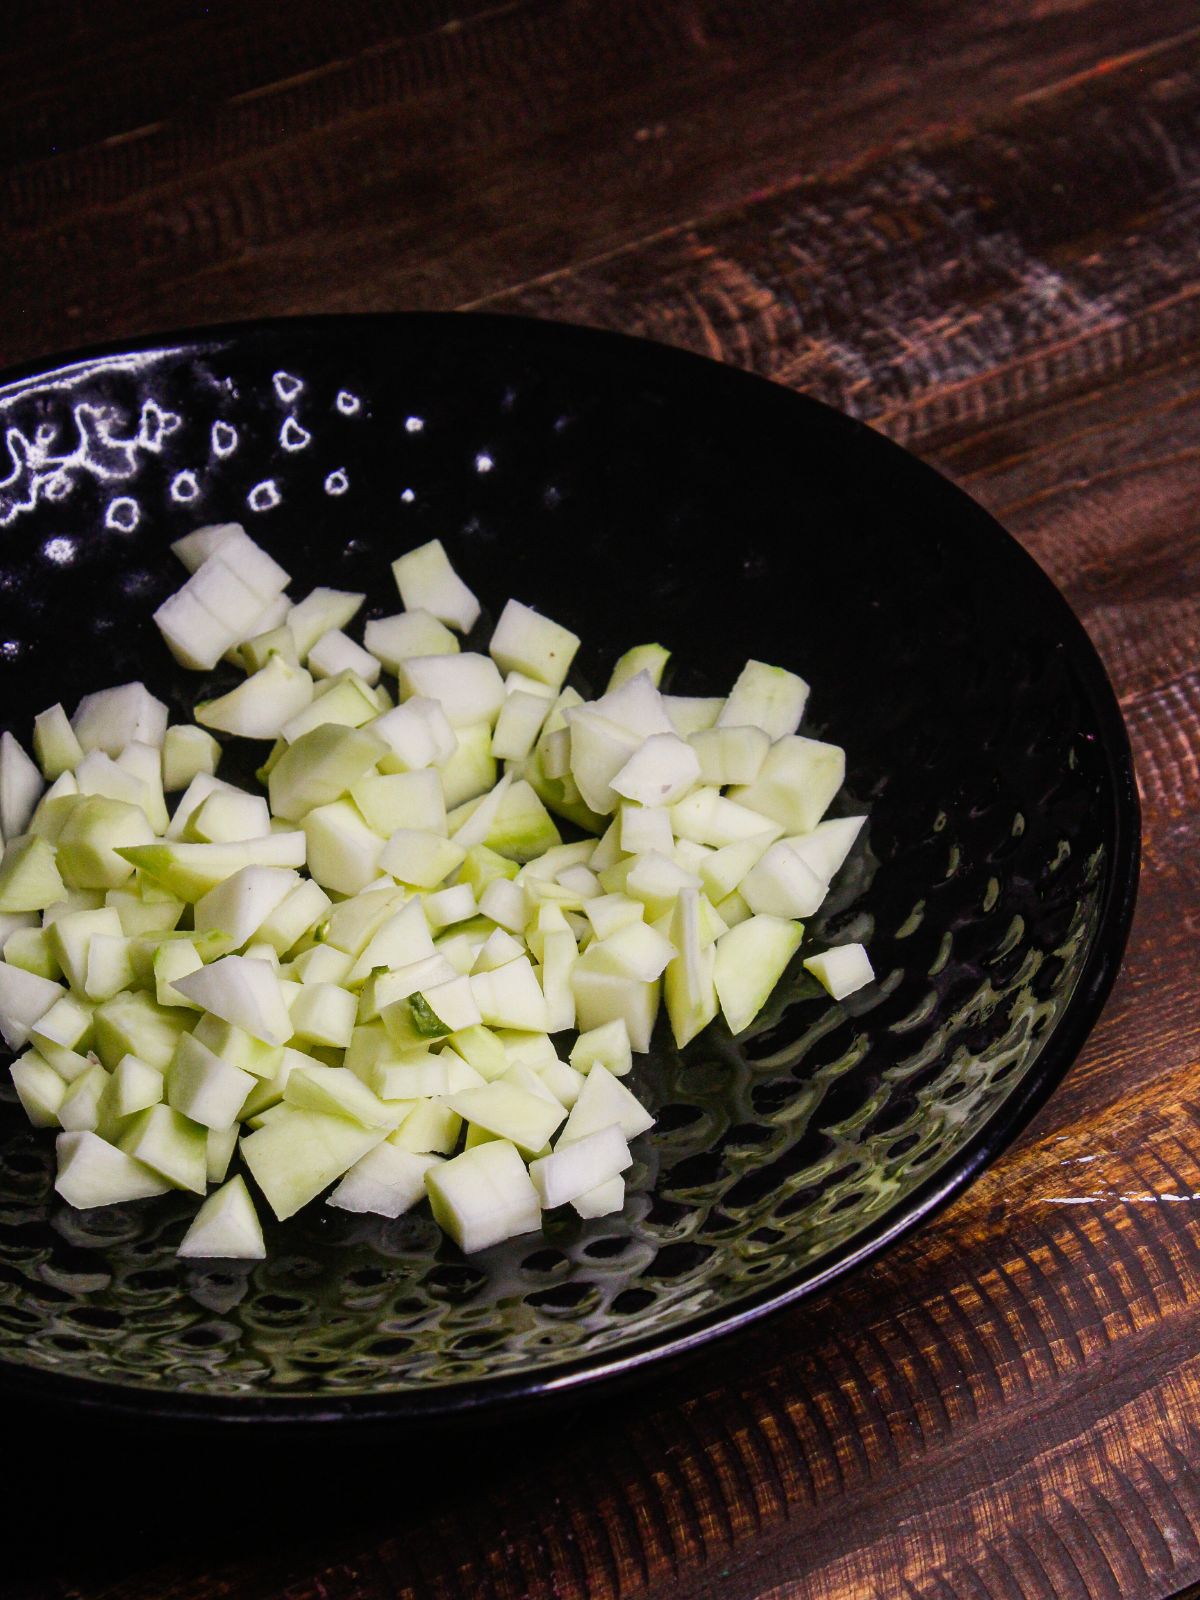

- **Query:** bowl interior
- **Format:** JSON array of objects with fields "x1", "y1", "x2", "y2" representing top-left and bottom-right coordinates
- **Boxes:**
[{"x1": 0, "y1": 316, "x2": 1134, "y2": 1419}]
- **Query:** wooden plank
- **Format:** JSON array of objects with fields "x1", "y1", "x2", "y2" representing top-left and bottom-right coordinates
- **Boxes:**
[
  {"x1": 3, "y1": 7, "x2": 1199, "y2": 1600},
  {"x1": 4, "y1": 2, "x2": 1199, "y2": 368},
  {"x1": 949, "y1": 346, "x2": 1200, "y2": 707},
  {"x1": 483, "y1": 30, "x2": 1200, "y2": 452},
  {"x1": 0, "y1": 0, "x2": 510, "y2": 158}
]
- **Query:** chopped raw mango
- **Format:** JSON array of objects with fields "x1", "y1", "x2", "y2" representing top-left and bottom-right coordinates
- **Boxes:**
[{"x1": 0, "y1": 531, "x2": 867, "y2": 1259}]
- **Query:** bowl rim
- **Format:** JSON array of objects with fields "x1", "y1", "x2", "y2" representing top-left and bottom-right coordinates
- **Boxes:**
[{"x1": 0, "y1": 311, "x2": 1141, "y2": 1426}]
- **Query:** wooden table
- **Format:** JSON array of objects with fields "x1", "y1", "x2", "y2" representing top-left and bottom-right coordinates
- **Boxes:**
[{"x1": 5, "y1": 4, "x2": 1200, "y2": 1597}]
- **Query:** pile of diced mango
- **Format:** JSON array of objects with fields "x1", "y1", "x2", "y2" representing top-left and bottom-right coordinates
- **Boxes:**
[{"x1": 0, "y1": 529, "x2": 871, "y2": 1257}]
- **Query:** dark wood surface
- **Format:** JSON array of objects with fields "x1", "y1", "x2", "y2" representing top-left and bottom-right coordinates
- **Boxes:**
[{"x1": 6, "y1": 5, "x2": 1200, "y2": 1597}]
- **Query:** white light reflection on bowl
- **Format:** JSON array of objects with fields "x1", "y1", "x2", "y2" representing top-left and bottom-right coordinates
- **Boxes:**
[
  {"x1": 170, "y1": 471, "x2": 200, "y2": 503},
  {"x1": 43, "y1": 536, "x2": 76, "y2": 565},
  {"x1": 105, "y1": 497, "x2": 140, "y2": 531},
  {"x1": 211, "y1": 421, "x2": 238, "y2": 457},
  {"x1": 248, "y1": 479, "x2": 281, "y2": 512},
  {"x1": 280, "y1": 417, "x2": 311, "y2": 453},
  {"x1": 273, "y1": 372, "x2": 304, "y2": 404}
]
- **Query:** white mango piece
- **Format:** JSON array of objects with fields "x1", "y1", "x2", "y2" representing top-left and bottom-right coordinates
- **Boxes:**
[
  {"x1": 804, "y1": 943, "x2": 874, "y2": 1000},
  {"x1": 718, "y1": 660, "x2": 809, "y2": 740},
  {"x1": 529, "y1": 1124, "x2": 631, "y2": 1208},
  {"x1": 309, "y1": 629, "x2": 381, "y2": 686},
  {"x1": 488, "y1": 599, "x2": 579, "y2": 689},
  {"x1": 328, "y1": 1144, "x2": 442, "y2": 1217},
  {"x1": 196, "y1": 655, "x2": 315, "y2": 740},
  {"x1": 364, "y1": 610, "x2": 460, "y2": 671},
  {"x1": 392, "y1": 539, "x2": 480, "y2": 632},
  {"x1": 173, "y1": 956, "x2": 293, "y2": 1045},
  {"x1": 0, "y1": 732, "x2": 44, "y2": 840},
  {"x1": 424, "y1": 1139, "x2": 541, "y2": 1252},
  {"x1": 55, "y1": 1131, "x2": 170, "y2": 1207},
  {"x1": 397, "y1": 654, "x2": 505, "y2": 728},
  {"x1": 177, "y1": 1174, "x2": 266, "y2": 1259}
]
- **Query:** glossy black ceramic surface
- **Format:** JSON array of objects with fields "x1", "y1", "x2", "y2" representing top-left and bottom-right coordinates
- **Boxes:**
[{"x1": 0, "y1": 315, "x2": 1137, "y2": 1424}]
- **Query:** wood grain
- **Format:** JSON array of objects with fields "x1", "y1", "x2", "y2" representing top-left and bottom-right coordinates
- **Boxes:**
[
  {"x1": 5, "y1": 3, "x2": 1200, "y2": 1599},
  {"x1": 483, "y1": 29, "x2": 1200, "y2": 438},
  {"x1": 5, "y1": 0, "x2": 1200, "y2": 368}
]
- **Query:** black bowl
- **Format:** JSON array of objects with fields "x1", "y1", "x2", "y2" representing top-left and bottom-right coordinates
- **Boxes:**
[{"x1": 0, "y1": 314, "x2": 1137, "y2": 1426}]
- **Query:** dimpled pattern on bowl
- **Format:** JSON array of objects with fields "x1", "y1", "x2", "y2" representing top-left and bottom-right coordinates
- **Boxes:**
[{"x1": 0, "y1": 316, "x2": 1135, "y2": 1418}]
